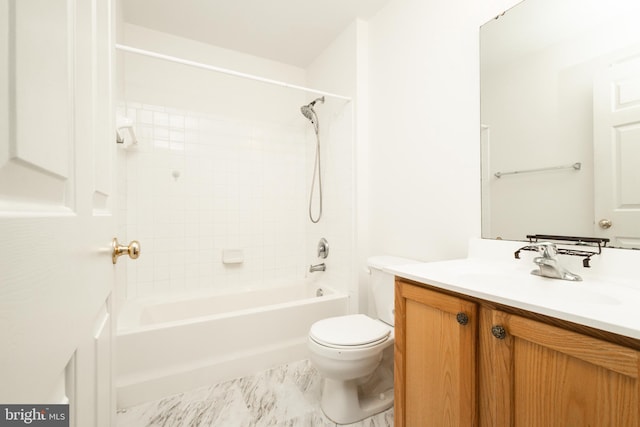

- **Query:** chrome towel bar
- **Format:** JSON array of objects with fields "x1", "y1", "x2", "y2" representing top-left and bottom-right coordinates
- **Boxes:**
[{"x1": 494, "y1": 162, "x2": 581, "y2": 178}]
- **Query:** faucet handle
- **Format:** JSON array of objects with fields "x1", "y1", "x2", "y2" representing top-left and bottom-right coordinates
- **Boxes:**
[
  {"x1": 529, "y1": 242, "x2": 558, "y2": 259},
  {"x1": 514, "y1": 241, "x2": 558, "y2": 260}
]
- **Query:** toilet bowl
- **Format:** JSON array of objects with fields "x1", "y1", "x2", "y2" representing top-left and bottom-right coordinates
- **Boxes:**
[
  {"x1": 308, "y1": 314, "x2": 394, "y2": 424},
  {"x1": 307, "y1": 256, "x2": 418, "y2": 424}
]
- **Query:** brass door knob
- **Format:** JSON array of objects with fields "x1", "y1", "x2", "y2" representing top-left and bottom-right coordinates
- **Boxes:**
[
  {"x1": 112, "y1": 238, "x2": 141, "y2": 264},
  {"x1": 598, "y1": 219, "x2": 612, "y2": 229}
]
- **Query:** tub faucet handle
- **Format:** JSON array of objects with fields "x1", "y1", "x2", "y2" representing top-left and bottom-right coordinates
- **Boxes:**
[{"x1": 317, "y1": 238, "x2": 329, "y2": 259}]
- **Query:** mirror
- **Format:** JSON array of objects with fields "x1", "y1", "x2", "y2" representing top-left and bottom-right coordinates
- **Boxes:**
[{"x1": 480, "y1": 0, "x2": 640, "y2": 248}]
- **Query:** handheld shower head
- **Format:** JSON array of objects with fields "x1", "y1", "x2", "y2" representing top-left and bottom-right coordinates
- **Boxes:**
[
  {"x1": 300, "y1": 96, "x2": 325, "y2": 123},
  {"x1": 300, "y1": 96, "x2": 325, "y2": 224},
  {"x1": 300, "y1": 105, "x2": 315, "y2": 122}
]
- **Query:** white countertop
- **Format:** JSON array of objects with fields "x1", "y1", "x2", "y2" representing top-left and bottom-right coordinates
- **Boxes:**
[{"x1": 386, "y1": 239, "x2": 640, "y2": 340}]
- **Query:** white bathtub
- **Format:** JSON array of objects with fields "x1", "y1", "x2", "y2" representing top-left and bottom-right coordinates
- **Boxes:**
[{"x1": 115, "y1": 283, "x2": 348, "y2": 408}]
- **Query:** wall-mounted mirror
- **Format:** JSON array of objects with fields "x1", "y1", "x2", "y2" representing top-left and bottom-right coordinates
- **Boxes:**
[{"x1": 480, "y1": 0, "x2": 640, "y2": 249}]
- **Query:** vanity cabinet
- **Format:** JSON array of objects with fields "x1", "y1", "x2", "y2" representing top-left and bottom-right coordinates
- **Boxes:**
[
  {"x1": 394, "y1": 280, "x2": 478, "y2": 426},
  {"x1": 395, "y1": 278, "x2": 640, "y2": 427}
]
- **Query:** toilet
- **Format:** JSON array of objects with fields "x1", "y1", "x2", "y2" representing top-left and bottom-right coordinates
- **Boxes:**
[{"x1": 308, "y1": 256, "x2": 418, "y2": 424}]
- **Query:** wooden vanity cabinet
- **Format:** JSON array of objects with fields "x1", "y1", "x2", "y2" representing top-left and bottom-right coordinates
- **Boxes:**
[
  {"x1": 394, "y1": 280, "x2": 478, "y2": 426},
  {"x1": 479, "y1": 307, "x2": 640, "y2": 426},
  {"x1": 395, "y1": 278, "x2": 640, "y2": 427}
]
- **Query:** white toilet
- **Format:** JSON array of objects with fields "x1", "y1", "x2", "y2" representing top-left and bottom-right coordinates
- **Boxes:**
[{"x1": 307, "y1": 256, "x2": 417, "y2": 424}]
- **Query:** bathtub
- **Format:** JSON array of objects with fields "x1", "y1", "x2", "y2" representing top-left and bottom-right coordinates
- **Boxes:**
[{"x1": 115, "y1": 283, "x2": 348, "y2": 408}]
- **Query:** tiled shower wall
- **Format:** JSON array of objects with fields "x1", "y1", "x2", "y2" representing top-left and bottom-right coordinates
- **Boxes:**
[{"x1": 119, "y1": 102, "x2": 308, "y2": 298}]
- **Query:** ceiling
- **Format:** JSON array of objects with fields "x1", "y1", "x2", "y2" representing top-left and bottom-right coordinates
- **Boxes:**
[{"x1": 122, "y1": 0, "x2": 390, "y2": 68}]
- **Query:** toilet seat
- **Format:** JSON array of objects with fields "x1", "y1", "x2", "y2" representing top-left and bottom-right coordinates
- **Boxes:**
[{"x1": 309, "y1": 314, "x2": 391, "y2": 349}]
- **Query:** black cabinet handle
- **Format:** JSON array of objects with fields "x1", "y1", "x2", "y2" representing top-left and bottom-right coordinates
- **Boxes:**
[
  {"x1": 491, "y1": 325, "x2": 507, "y2": 339},
  {"x1": 456, "y1": 312, "x2": 469, "y2": 325}
]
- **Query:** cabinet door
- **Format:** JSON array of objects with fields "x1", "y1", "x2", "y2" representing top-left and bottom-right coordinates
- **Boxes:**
[
  {"x1": 482, "y1": 308, "x2": 640, "y2": 426},
  {"x1": 395, "y1": 280, "x2": 478, "y2": 427}
]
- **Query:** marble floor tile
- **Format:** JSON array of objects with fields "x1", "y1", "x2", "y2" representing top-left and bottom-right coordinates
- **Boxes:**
[
  {"x1": 341, "y1": 409, "x2": 394, "y2": 427},
  {"x1": 116, "y1": 359, "x2": 393, "y2": 427}
]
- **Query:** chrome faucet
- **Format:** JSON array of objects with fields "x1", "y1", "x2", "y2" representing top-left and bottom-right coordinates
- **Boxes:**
[
  {"x1": 530, "y1": 242, "x2": 582, "y2": 281},
  {"x1": 309, "y1": 263, "x2": 326, "y2": 273}
]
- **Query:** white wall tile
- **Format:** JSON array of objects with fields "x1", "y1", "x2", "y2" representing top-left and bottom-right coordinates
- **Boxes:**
[{"x1": 119, "y1": 101, "x2": 314, "y2": 296}]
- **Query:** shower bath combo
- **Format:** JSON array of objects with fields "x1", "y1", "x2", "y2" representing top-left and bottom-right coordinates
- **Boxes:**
[{"x1": 114, "y1": 44, "x2": 354, "y2": 408}]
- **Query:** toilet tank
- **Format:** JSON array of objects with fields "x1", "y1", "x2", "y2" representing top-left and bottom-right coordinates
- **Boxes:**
[{"x1": 368, "y1": 256, "x2": 419, "y2": 326}]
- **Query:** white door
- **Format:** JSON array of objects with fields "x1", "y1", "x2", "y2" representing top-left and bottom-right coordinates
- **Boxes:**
[
  {"x1": 0, "y1": 1, "x2": 117, "y2": 426},
  {"x1": 593, "y1": 51, "x2": 640, "y2": 248}
]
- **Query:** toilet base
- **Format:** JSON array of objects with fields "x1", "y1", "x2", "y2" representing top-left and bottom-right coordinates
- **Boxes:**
[{"x1": 320, "y1": 377, "x2": 393, "y2": 425}]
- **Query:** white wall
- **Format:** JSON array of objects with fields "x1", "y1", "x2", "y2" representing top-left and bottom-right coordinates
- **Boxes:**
[
  {"x1": 121, "y1": 24, "x2": 306, "y2": 123},
  {"x1": 120, "y1": 101, "x2": 312, "y2": 297},
  {"x1": 366, "y1": 0, "x2": 522, "y2": 262}
]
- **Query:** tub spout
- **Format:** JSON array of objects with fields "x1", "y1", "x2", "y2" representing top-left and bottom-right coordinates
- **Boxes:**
[{"x1": 309, "y1": 263, "x2": 326, "y2": 273}]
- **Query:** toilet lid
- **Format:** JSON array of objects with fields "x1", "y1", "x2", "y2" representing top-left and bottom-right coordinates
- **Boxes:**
[{"x1": 310, "y1": 314, "x2": 391, "y2": 347}]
